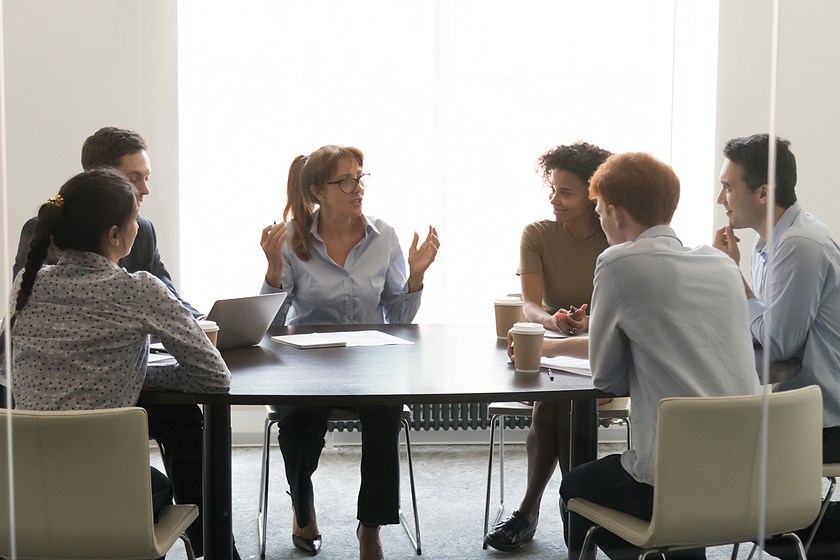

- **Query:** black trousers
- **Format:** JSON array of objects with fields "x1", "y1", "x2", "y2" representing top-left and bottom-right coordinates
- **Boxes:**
[
  {"x1": 560, "y1": 454, "x2": 706, "y2": 560},
  {"x1": 275, "y1": 404, "x2": 402, "y2": 528},
  {"x1": 143, "y1": 403, "x2": 205, "y2": 557}
]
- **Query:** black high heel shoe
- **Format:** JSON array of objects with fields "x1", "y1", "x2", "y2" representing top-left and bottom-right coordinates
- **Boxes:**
[
  {"x1": 292, "y1": 533, "x2": 322, "y2": 555},
  {"x1": 289, "y1": 492, "x2": 322, "y2": 555}
]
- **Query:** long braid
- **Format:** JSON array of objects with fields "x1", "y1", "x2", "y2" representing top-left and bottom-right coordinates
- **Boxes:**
[
  {"x1": 9, "y1": 198, "x2": 64, "y2": 332},
  {"x1": 7, "y1": 169, "x2": 134, "y2": 337}
]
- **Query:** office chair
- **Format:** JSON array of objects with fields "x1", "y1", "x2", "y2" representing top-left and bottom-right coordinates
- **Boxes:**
[
  {"x1": 568, "y1": 386, "x2": 822, "y2": 560},
  {"x1": 0, "y1": 407, "x2": 198, "y2": 560}
]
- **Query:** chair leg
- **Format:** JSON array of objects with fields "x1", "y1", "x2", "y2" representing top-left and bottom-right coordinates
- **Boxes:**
[
  {"x1": 499, "y1": 414, "x2": 506, "y2": 519},
  {"x1": 180, "y1": 532, "x2": 197, "y2": 560},
  {"x1": 483, "y1": 413, "x2": 502, "y2": 548},
  {"x1": 806, "y1": 475, "x2": 837, "y2": 552},
  {"x1": 625, "y1": 418, "x2": 632, "y2": 449},
  {"x1": 257, "y1": 417, "x2": 277, "y2": 559},
  {"x1": 780, "y1": 531, "x2": 808, "y2": 560},
  {"x1": 398, "y1": 417, "x2": 422, "y2": 555},
  {"x1": 576, "y1": 524, "x2": 600, "y2": 560}
]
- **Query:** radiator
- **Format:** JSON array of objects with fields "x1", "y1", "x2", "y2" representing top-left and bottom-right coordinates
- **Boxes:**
[{"x1": 327, "y1": 403, "x2": 532, "y2": 433}]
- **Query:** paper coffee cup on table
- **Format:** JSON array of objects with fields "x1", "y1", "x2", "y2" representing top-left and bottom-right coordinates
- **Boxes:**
[
  {"x1": 495, "y1": 296, "x2": 523, "y2": 339},
  {"x1": 198, "y1": 319, "x2": 219, "y2": 347},
  {"x1": 511, "y1": 322, "x2": 545, "y2": 373}
]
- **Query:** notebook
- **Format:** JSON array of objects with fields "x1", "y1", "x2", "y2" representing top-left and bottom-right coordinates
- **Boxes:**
[{"x1": 205, "y1": 293, "x2": 287, "y2": 350}]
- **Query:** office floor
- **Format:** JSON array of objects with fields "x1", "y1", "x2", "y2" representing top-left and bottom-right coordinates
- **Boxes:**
[{"x1": 153, "y1": 441, "x2": 785, "y2": 560}]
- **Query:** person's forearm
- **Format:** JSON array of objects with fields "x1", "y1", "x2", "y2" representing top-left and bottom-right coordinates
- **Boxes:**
[
  {"x1": 407, "y1": 272, "x2": 424, "y2": 293},
  {"x1": 523, "y1": 301, "x2": 553, "y2": 330},
  {"x1": 542, "y1": 336, "x2": 589, "y2": 359},
  {"x1": 265, "y1": 264, "x2": 283, "y2": 289}
]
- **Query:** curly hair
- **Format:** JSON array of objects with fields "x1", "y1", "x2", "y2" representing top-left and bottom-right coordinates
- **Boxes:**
[{"x1": 537, "y1": 141, "x2": 613, "y2": 185}]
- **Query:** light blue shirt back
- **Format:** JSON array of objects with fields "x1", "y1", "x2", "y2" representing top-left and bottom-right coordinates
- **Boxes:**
[{"x1": 589, "y1": 226, "x2": 760, "y2": 484}]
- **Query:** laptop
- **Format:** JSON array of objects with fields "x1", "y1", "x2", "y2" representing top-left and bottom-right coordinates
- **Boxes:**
[{"x1": 205, "y1": 293, "x2": 287, "y2": 350}]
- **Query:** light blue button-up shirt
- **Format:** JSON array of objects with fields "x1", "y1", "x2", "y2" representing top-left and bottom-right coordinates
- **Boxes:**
[
  {"x1": 749, "y1": 202, "x2": 840, "y2": 427},
  {"x1": 589, "y1": 226, "x2": 760, "y2": 484},
  {"x1": 262, "y1": 211, "x2": 422, "y2": 326}
]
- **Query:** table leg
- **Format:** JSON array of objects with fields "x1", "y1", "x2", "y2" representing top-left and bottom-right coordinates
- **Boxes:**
[
  {"x1": 569, "y1": 398, "x2": 598, "y2": 467},
  {"x1": 566, "y1": 397, "x2": 597, "y2": 560},
  {"x1": 203, "y1": 403, "x2": 233, "y2": 560}
]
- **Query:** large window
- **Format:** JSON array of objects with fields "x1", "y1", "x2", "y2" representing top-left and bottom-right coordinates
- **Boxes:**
[{"x1": 177, "y1": 1, "x2": 718, "y2": 322}]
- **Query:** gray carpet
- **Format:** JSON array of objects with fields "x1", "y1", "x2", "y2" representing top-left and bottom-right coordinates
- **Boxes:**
[{"x1": 153, "y1": 441, "x2": 784, "y2": 560}]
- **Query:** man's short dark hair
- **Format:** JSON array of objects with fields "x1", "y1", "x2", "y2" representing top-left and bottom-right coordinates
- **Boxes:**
[
  {"x1": 723, "y1": 134, "x2": 797, "y2": 209},
  {"x1": 81, "y1": 127, "x2": 147, "y2": 171}
]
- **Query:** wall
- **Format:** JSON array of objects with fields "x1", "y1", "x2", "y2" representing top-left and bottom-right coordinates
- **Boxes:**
[
  {"x1": 1, "y1": 0, "x2": 181, "y2": 289},
  {"x1": 713, "y1": 0, "x2": 840, "y2": 258}
]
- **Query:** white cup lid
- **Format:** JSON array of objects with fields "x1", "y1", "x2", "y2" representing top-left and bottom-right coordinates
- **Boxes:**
[
  {"x1": 495, "y1": 296, "x2": 523, "y2": 306},
  {"x1": 197, "y1": 319, "x2": 219, "y2": 332},
  {"x1": 511, "y1": 322, "x2": 545, "y2": 335}
]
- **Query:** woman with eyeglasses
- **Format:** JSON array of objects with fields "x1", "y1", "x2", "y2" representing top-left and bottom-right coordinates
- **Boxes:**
[{"x1": 259, "y1": 145, "x2": 440, "y2": 559}]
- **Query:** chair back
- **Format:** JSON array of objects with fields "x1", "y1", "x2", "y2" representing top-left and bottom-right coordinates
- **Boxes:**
[
  {"x1": 647, "y1": 386, "x2": 823, "y2": 547},
  {"x1": 0, "y1": 407, "x2": 162, "y2": 559}
]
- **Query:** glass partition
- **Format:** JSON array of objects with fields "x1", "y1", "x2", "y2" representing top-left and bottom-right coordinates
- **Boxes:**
[{"x1": 5, "y1": 0, "x2": 840, "y2": 557}]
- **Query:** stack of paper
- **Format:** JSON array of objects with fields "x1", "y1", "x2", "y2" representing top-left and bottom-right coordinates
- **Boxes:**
[
  {"x1": 271, "y1": 330, "x2": 414, "y2": 349},
  {"x1": 540, "y1": 355, "x2": 591, "y2": 376}
]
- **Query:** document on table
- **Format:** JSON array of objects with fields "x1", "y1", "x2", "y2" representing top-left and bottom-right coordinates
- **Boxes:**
[
  {"x1": 271, "y1": 330, "x2": 414, "y2": 349},
  {"x1": 540, "y1": 355, "x2": 591, "y2": 376},
  {"x1": 544, "y1": 330, "x2": 569, "y2": 339}
]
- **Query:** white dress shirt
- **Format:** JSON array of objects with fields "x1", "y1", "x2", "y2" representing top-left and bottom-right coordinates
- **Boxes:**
[
  {"x1": 589, "y1": 225, "x2": 760, "y2": 484},
  {"x1": 749, "y1": 202, "x2": 840, "y2": 427}
]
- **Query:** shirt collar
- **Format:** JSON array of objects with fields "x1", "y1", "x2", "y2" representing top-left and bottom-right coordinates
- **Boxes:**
[
  {"x1": 310, "y1": 209, "x2": 380, "y2": 241},
  {"x1": 56, "y1": 249, "x2": 120, "y2": 269},
  {"x1": 636, "y1": 224, "x2": 682, "y2": 244},
  {"x1": 754, "y1": 201, "x2": 802, "y2": 256}
]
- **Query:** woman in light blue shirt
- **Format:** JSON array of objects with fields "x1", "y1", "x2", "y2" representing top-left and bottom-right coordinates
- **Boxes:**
[{"x1": 259, "y1": 145, "x2": 439, "y2": 559}]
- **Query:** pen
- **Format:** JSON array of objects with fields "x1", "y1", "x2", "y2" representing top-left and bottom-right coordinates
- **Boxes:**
[{"x1": 547, "y1": 368, "x2": 555, "y2": 381}]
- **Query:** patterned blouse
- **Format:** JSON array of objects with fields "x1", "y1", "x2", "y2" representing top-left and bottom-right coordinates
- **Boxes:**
[{"x1": 6, "y1": 250, "x2": 229, "y2": 410}]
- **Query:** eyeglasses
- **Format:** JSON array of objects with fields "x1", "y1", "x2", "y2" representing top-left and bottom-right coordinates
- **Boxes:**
[{"x1": 326, "y1": 173, "x2": 369, "y2": 194}]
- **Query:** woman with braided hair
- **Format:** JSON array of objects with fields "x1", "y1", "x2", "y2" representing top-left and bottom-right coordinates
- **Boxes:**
[{"x1": 3, "y1": 168, "x2": 230, "y2": 538}]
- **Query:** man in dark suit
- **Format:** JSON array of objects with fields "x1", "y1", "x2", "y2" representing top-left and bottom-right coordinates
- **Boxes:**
[
  {"x1": 13, "y1": 127, "x2": 200, "y2": 317},
  {"x1": 9, "y1": 126, "x2": 217, "y2": 557}
]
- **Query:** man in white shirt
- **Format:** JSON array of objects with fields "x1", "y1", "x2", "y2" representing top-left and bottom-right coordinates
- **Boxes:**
[{"x1": 553, "y1": 152, "x2": 760, "y2": 560}]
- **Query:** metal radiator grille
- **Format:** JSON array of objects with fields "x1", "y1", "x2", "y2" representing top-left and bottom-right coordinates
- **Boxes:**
[{"x1": 327, "y1": 403, "x2": 532, "y2": 433}]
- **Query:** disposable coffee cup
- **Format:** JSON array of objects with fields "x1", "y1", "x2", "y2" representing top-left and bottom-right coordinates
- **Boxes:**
[
  {"x1": 198, "y1": 319, "x2": 219, "y2": 347},
  {"x1": 511, "y1": 322, "x2": 545, "y2": 373},
  {"x1": 495, "y1": 296, "x2": 524, "y2": 339}
]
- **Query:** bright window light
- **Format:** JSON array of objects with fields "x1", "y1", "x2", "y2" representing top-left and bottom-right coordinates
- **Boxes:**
[{"x1": 177, "y1": 0, "x2": 718, "y2": 323}]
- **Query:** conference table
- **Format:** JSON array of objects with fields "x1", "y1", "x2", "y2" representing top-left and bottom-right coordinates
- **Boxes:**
[{"x1": 140, "y1": 323, "x2": 604, "y2": 560}]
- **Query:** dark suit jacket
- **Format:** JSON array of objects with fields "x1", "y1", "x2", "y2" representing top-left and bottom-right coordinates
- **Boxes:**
[{"x1": 13, "y1": 215, "x2": 201, "y2": 318}]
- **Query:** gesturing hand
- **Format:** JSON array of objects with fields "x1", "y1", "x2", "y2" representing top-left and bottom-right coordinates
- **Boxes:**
[
  {"x1": 261, "y1": 222, "x2": 287, "y2": 288},
  {"x1": 407, "y1": 226, "x2": 440, "y2": 292}
]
